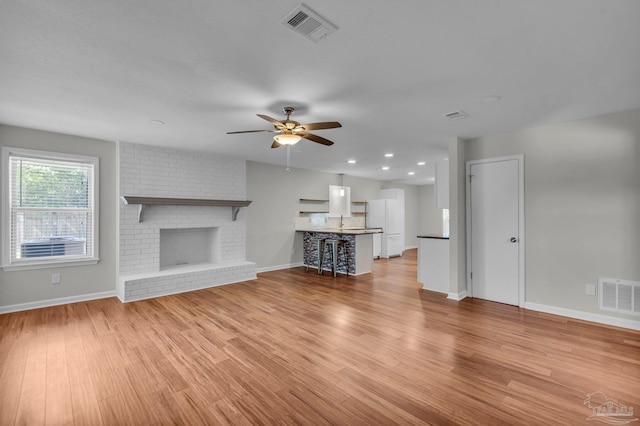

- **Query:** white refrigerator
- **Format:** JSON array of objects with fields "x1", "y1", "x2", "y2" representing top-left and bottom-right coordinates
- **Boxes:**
[{"x1": 367, "y1": 199, "x2": 403, "y2": 258}]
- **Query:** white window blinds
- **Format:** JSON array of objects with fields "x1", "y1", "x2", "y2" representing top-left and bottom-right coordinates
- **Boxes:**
[{"x1": 3, "y1": 148, "x2": 98, "y2": 267}]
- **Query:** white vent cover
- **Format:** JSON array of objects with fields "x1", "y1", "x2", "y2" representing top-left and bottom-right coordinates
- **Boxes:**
[
  {"x1": 281, "y1": 4, "x2": 337, "y2": 43},
  {"x1": 444, "y1": 110, "x2": 469, "y2": 120},
  {"x1": 598, "y1": 277, "x2": 640, "y2": 316}
]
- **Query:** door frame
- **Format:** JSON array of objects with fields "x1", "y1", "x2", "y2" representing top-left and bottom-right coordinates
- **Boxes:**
[{"x1": 465, "y1": 155, "x2": 525, "y2": 307}]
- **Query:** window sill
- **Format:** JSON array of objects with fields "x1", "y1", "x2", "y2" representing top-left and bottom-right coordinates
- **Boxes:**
[{"x1": 2, "y1": 258, "x2": 100, "y2": 272}]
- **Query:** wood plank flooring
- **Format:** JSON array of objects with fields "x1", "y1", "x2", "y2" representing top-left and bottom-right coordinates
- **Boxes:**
[{"x1": 1, "y1": 249, "x2": 639, "y2": 425}]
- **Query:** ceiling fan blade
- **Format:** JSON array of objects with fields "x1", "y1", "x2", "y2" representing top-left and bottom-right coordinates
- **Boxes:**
[
  {"x1": 271, "y1": 141, "x2": 282, "y2": 149},
  {"x1": 227, "y1": 129, "x2": 278, "y2": 134},
  {"x1": 299, "y1": 132, "x2": 334, "y2": 146},
  {"x1": 297, "y1": 121, "x2": 342, "y2": 131},
  {"x1": 257, "y1": 114, "x2": 285, "y2": 129}
]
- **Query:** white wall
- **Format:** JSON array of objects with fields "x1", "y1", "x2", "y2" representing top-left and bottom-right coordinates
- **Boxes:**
[
  {"x1": 464, "y1": 109, "x2": 640, "y2": 320},
  {"x1": 0, "y1": 125, "x2": 117, "y2": 309}
]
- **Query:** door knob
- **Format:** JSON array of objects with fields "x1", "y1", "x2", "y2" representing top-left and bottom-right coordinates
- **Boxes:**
[{"x1": 510, "y1": 237, "x2": 518, "y2": 243}]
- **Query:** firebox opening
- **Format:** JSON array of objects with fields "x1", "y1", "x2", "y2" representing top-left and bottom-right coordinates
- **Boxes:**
[{"x1": 159, "y1": 227, "x2": 219, "y2": 271}]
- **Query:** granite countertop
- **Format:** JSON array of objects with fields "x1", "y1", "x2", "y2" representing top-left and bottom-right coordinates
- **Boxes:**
[
  {"x1": 296, "y1": 227, "x2": 383, "y2": 235},
  {"x1": 417, "y1": 234, "x2": 450, "y2": 239}
]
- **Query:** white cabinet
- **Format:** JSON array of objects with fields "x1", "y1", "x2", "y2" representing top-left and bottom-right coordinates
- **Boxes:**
[
  {"x1": 418, "y1": 236, "x2": 449, "y2": 294},
  {"x1": 435, "y1": 159, "x2": 449, "y2": 209},
  {"x1": 373, "y1": 233, "x2": 381, "y2": 258}
]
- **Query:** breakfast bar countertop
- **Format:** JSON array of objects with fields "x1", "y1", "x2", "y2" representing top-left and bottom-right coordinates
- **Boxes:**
[{"x1": 295, "y1": 227, "x2": 383, "y2": 235}]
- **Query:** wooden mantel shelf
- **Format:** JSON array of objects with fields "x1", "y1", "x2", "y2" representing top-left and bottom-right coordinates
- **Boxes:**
[{"x1": 120, "y1": 196, "x2": 252, "y2": 222}]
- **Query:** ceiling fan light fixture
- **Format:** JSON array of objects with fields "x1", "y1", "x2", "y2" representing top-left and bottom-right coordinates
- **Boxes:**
[{"x1": 273, "y1": 133, "x2": 302, "y2": 146}]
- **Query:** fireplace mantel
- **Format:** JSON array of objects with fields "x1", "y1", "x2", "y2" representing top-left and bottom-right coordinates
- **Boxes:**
[{"x1": 120, "y1": 196, "x2": 252, "y2": 222}]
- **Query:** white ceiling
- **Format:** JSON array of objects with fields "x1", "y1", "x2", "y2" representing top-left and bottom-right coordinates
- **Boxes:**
[{"x1": 1, "y1": 1, "x2": 640, "y2": 185}]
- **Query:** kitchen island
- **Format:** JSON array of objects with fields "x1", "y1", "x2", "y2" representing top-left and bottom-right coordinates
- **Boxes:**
[{"x1": 296, "y1": 228, "x2": 382, "y2": 275}]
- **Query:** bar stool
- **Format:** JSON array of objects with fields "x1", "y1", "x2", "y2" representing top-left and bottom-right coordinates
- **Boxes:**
[
  {"x1": 324, "y1": 238, "x2": 349, "y2": 277},
  {"x1": 306, "y1": 237, "x2": 326, "y2": 274}
]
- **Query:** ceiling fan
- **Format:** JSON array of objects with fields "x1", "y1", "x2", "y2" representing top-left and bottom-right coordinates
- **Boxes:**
[{"x1": 227, "y1": 106, "x2": 341, "y2": 149}]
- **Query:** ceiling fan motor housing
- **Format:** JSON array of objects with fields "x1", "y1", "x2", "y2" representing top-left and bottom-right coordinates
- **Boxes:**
[{"x1": 227, "y1": 106, "x2": 340, "y2": 147}]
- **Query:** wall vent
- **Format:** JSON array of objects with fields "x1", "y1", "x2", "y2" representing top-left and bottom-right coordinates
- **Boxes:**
[
  {"x1": 444, "y1": 110, "x2": 469, "y2": 120},
  {"x1": 281, "y1": 4, "x2": 337, "y2": 43},
  {"x1": 598, "y1": 277, "x2": 640, "y2": 316}
]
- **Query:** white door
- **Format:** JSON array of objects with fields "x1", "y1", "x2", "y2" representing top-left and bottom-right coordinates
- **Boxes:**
[{"x1": 468, "y1": 157, "x2": 523, "y2": 306}]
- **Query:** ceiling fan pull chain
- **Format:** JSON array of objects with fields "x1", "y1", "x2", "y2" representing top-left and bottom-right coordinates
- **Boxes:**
[{"x1": 286, "y1": 145, "x2": 292, "y2": 173}]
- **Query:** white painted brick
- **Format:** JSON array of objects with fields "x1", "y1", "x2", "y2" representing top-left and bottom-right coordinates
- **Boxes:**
[{"x1": 119, "y1": 142, "x2": 252, "y2": 295}]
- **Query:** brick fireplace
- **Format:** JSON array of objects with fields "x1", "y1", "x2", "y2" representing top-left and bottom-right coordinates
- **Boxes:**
[{"x1": 117, "y1": 142, "x2": 256, "y2": 302}]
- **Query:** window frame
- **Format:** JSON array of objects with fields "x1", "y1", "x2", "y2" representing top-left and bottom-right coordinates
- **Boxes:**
[
  {"x1": 1, "y1": 146, "x2": 100, "y2": 271},
  {"x1": 442, "y1": 208, "x2": 450, "y2": 238}
]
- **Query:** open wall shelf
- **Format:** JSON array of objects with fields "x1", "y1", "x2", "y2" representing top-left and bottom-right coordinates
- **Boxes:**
[
  {"x1": 299, "y1": 199, "x2": 367, "y2": 215},
  {"x1": 120, "y1": 196, "x2": 252, "y2": 222}
]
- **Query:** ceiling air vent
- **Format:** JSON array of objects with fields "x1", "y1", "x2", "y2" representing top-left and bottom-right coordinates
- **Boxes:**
[
  {"x1": 281, "y1": 4, "x2": 337, "y2": 43},
  {"x1": 444, "y1": 110, "x2": 470, "y2": 120}
]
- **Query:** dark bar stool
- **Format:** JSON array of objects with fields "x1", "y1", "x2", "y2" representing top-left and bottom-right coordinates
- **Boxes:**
[
  {"x1": 324, "y1": 238, "x2": 349, "y2": 277},
  {"x1": 306, "y1": 237, "x2": 326, "y2": 274}
]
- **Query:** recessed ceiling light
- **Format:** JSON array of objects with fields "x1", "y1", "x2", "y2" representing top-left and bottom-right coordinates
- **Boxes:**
[
  {"x1": 382, "y1": 166, "x2": 389, "y2": 170},
  {"x1": 347, "y1": 159, "x2": 356, "y2": 164},
  {"x1": 148, "y1": 119, "x2": 165, "y2": 126},
  {"x1": 481, "y1": 95, "x2": 501, "y2": 103},
  {"x1": 417, "y1": 162, "x2": 426, "y2": 166},
  {"x1": 408, "y1": 171, "x2": 415, "y2": 175},
  {"x1": 384, "y1": 153, "x2": 394, "y2": 158}
]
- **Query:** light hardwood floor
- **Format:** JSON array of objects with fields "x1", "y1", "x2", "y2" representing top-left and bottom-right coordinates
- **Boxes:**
[{"x1": 1, "y1": 249, "x2": 639, "y2": 425}]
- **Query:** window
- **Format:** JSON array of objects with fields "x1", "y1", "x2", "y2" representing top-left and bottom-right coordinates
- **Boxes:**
[
  {"x1": 442, "y1": 208, "x2": 450, "y2": 237},
  {"x1": 2, "y1": 147, "x2": 99, "y2": 270}
]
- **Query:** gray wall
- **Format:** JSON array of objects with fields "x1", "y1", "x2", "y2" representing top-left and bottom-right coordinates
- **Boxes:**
[
  {"x1": 417, "y1": 184, "x2": 443, "y2": 236},
  {"x1": 449, "y1": 137, "x2": 467, "y2": 295},
  {"x1": 464, "y1": 109, "x2": 640, "y2": 319},
  {"x1": 0, "y1": 125, "x2": 117, "y2": 309},
  {"x1": 246, "y1": 161, "x2": 424, "y2": 271}
]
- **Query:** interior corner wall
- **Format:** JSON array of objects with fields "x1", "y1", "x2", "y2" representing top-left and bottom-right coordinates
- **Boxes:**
[
  {"x1": 465, "y1": 108, "x2": 640, "y2": 321},
  {"x1": 0, "y1": 125, "x2": 117, "y2": 309},
  {"x1": 448, "y1": 137, "x2": 467, "y2": 295}
]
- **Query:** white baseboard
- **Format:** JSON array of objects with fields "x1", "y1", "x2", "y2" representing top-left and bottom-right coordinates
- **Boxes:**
[
  {"x1": 257, "y1": 262, "x2": 304, "y2": 273},
  {"x1": 0, "y1": 290, "x2": 118, "y2": 314},
  {"x1": 524, "y1": 302, "x2": 640, "y2": 331},
  {"x1": 405, "y1": 245, "x2": 418, "y2": 250},
  {"x1": 447, "y1": 290, "x2": 468, "y2": 301}
]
